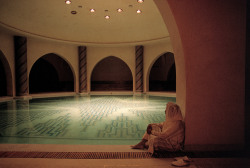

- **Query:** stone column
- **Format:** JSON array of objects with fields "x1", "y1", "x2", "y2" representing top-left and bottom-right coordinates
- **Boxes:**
[
  {"x1": 78, "y1": 46, "x2": 87, "y2": 93},
  {"x1": 14, "y1": 36, "x2": 28, "y2": 96},
  {"x1": 135, "y1": 45, "x2": 144, "y2": 93}
]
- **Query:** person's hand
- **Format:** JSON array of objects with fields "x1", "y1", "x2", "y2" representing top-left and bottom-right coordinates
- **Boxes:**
[{"x1": 147, "y1": 124, "x2": 152, "y2": 134}]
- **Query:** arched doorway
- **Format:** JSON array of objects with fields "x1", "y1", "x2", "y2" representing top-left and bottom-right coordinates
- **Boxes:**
[
  {"x1": 0, "y1": 50, "x2": 13, "y2": 97},
  {"x1": 91, "y1": 56, "x2": 133, "y2": 91},
  {"x1": 29, "y1": 53, "x2": 74, "y2": 93},
  {"x1": 149, "y1": 52, "x2": 176, "y2": 92}
]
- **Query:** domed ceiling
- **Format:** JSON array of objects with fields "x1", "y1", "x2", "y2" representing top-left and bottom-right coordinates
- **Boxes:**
[{"x1": 0, "y1": 0, "x2": 169, "y2": 45}]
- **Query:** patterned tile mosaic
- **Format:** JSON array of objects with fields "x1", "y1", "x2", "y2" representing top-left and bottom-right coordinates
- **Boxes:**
[{"x1": 0, "y1": 95, "x2": 176, "y2": 145}]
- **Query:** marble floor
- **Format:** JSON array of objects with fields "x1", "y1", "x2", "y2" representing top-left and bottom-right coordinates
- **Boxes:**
[{"x1": 0, "y1": 144, "x2": 249, "y2": 168}]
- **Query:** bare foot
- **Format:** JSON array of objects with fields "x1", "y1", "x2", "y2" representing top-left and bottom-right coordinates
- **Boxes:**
[
  {"x1": 131, "y1": 139, "x2": 147, "y2": 149},
  {"x1": 131, "y1": 144, "x2": 144, "y2": 149}
]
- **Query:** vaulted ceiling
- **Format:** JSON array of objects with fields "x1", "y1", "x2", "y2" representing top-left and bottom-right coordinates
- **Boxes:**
[{"x1": 0, "y1": 0, "x2": 169, "y2": 46}]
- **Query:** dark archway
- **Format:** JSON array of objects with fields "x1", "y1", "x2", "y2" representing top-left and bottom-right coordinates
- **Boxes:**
[
  {"x1": 149, "y1": 52, "x2": 176, "y2": 91},
  {"x1": 0, "y1": 50, "x2": 13, "y2": 97},
  {"x1": 0, "y1": 57, "x2": 7, "y2": 96},
  {"x1": 29, "y1": 53, "x2": 74, "y2": 93},
  {"x1": 91, "y1": 56, "x2": 133, "y2": 91}
]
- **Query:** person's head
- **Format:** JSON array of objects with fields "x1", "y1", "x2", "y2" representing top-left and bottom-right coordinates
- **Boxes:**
[{"x1": 165, "y1": 102, "x2": 183, "y2": 121}]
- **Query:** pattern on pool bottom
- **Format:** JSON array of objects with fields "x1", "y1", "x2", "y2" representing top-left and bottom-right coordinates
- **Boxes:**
[{"x1": 0, "y1": 95, "x2": 176, "y2": 144}]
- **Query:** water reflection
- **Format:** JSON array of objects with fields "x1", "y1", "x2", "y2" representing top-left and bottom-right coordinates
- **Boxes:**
[{"x1": 0, "y1": 95, "x2": 176, "y2": 144}]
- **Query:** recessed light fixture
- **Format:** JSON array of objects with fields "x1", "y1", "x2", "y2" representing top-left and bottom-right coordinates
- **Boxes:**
[
  {"x1": 71, "y1": 11, "x2": 77, "y2": 14},
  {"x1": 117, "y1": 8, "x2": 123, "y2": 12},
  {"x1": 90, "y1": 9, "x2": 95, "y2": 13},
  {"x1": 105, "y1": 15, "x2": 110, "y2": 19},
  {"x1": 136, "y1": 9, "x2": 142, "y2": 14},
  {"x1": 137, "y1": 0, "x2": 144, "y2": 3},
  {"x1": 65, "y1": 0, "x2": 71, "y2": 5}
]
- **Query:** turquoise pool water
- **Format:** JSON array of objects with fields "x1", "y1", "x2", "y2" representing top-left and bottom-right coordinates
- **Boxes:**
[{"x1": 0, "y1": 95, "x2": 176, "y2": 145}]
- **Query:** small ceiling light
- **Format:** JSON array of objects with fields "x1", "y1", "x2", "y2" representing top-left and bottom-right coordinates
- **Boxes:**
[
  {"x1": 65, "y1": 0, "x2": 71, "y2": 5},
  {"x1": 105, "y1": 15, "x2": 110, "y2": 19},
  {"x1": 71, "y1": 11, "x2": 77, "y2": 14},
  {"x1": 117, "y1": 8, "x2": 123, "y2": 12},
  {"x1": 137, "y1": 0, "x2": 144, "y2": 3},
  {"x1": 136, "y1": 9, "x2": 142, "y2": 14},
  {"x1": 90, "y1": 9, "x2": 95, "y2": 13}
]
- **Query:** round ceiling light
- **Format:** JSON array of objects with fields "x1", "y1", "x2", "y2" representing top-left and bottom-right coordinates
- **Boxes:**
[
  {"x1": 105, "y1": 15, "x2": 110, "y2": 19},
  {"x1": 65, "y1": 0, "x2": 71, "y2": 5},
  {"x1": 136, "y1": 10, "x2": 142, "y2": 14},
  {"x1": 117, "y1": 8, "x2": 123, "y2": 12},
  {"x1": 90, "y1": 9, "x2": 95, "y2": 13},
  {"x1": 137, "y1": 0, "x2": 144, "y2": 3}
]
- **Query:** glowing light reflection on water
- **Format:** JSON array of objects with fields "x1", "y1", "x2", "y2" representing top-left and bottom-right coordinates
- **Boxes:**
[{"x1": 0, "y1": 95, "x2": 175, "y2": 145}]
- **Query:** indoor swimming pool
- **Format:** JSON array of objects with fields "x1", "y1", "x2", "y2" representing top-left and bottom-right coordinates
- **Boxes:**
[{"x1": 0, "y1": 95, "x2": 176, "y2": 145}]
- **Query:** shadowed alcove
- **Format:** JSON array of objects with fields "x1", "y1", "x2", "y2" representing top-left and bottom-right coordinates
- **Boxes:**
[
  {"x1": 29, "y1": 53, "x2": 74, "y2": 93},
  {"x1": 0, "y1": 50, "x2": 13, "y2": 97},
  {"x1": 91, "y1": 56, "x2": 133, "y2": 91},
  {"x1": 149, "y1": 52, "x2": 176, "y2": 92}
]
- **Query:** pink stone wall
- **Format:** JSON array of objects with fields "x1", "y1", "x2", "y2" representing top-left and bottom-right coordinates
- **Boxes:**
[{"x1": 156, "y1": 0, "x2": 246, "y2": 145}]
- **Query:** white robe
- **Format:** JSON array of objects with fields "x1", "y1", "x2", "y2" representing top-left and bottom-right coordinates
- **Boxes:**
[
  {"x1": 143, "y1": 120, "x2": 184, "y2": 153},
  {"x1": 142, "y1": 102, "x2": 185, "y2": 153}
]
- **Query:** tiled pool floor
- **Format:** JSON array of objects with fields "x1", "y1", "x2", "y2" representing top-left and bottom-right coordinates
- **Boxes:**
[{"x1": 0, "y1": 95, "x2": 176, "y2": 145}]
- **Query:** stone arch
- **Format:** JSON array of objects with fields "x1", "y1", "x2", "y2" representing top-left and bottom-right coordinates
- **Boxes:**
[
  {"x1": 0, "y1": 50, "x2": 13, "y2": 97},
  {"x1": 154, "y1": 0, "x2": 247, "y2": 146},
  {"x1": 148, "y1": 52, "x2": 176, "y2": 92},
  {"x1": 29, "y1": 53, "x2": 75, "y2": 93},
  {"x1": 153, "y1": 0, "x2": 186, "y2": 114},
  {"x1": 91, "y1": 56, "x2": 133, "y2": 91}
]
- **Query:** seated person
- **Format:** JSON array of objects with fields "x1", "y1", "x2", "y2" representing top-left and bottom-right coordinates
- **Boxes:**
[{"x1": 131, "y1": 102, "x2": 185, "y2": 154}]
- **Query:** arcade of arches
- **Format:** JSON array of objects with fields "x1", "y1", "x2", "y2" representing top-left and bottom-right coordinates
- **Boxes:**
[{"x1": 0, "y1": 51, "x2": 176, "y2": 95}]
